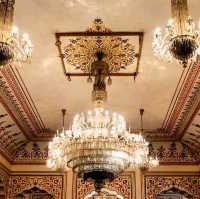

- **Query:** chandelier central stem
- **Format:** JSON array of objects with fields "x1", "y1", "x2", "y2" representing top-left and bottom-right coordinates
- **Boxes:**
[
  {"x1": 171, "y1": 0, "x2": 189, "y2": 34},
  {"x1": 61, "y1": 109, "x2": 66, "y2": 128},
  {"x1": 91, "y1": 51, "x2": 109, "y2": 106},
  {"x1": 0, "y1": 0, "x2": 14, "y2": 32}
]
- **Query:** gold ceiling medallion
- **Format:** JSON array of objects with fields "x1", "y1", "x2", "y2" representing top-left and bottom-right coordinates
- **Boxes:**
[
  {"x1": 55, "y1": 19, "x2": 144, "y2": 105},
  {"x1": 64, "y1": 19, "x2": 135, "y2": 74},
  {"x1": 153, "y1": 0, "x2": 200, "y2": 68},
  {"x1": 0, "y1": 0, "x2": 32, "y2": 67}
]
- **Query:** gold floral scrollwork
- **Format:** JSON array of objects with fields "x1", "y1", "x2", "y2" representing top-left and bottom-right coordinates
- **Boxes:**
[
  {"x1": 145, "y1": 175, "x2": 200, "y2": 199},
  {"x1": 63, "y1": 19, "x2": 135, "y2": 73}
]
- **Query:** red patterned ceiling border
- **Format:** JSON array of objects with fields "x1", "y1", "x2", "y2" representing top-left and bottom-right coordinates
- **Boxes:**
[
  {"x1": 0, "y1": 73, "x2": 34, "y2": 139},
  {"x1": 146, "y1": 59, "x2": 200, "y2": 141},
  {"x1": 2, "y1": 67, "x2": 42, "y2": 133},
  {"x1": 3, "y1": 66, "x2": 46, "y2": 133},
  {"x1": 0, "y1": 65, "x2": 53, "y2": 139},
  {"x1": 14, "y1": 68, "x2": 46, "y2": 130},
  {"x1": 162, "y1": 66, "x2": 190, "y2": 130},
  {"x1": 166, "y1": 64, "x2": 200, "y2": 140},
  {"x1": 164, "y1": 60, "x2": 200, "y2": 137}
]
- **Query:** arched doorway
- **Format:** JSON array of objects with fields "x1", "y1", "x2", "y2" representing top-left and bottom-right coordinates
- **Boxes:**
[
  {"x1": 15, "y1": 187, "x2": 54, "y2": 199},
  {"x1": 155, "y1": 187, "x2": 192, "y2": 199},
  {"x1": 84, "y1": 188, "x2": 124, "y2": 199}
]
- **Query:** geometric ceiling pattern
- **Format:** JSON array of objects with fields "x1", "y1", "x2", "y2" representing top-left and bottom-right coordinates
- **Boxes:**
[{"x1": 0, "y1": 0, "x2": 200, "y2": 164}]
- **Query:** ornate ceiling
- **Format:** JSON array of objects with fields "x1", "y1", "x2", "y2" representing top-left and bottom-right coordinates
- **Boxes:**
[{"x1": 0, "y1": 0, "x2": 199, "y2": 163}]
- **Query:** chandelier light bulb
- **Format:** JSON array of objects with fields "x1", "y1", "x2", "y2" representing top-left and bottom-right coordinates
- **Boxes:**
[
  {"x1": 12, "y1": 26, "x2": 18, "y2": 35},
  {"x1": 168, "y1": 19, "x2": 174, "y2": 26},
  {"x1": 22, "y1": 33, "x2": 29, "y2": 40}
]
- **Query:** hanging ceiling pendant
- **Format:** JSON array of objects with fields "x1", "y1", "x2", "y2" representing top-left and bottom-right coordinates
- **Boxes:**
[
  {"x1": 0, "y1": 0, "x2": 32, "y2": 67},
  {"x1": 47, "y1": 108, "x2": 159, "y2": 193},
  {"x1": 152, "y1": 0, "x2": 200, "y2": 67},
  {"x1": 62, "y1": 18, "x2": 136, "y2": 105}
]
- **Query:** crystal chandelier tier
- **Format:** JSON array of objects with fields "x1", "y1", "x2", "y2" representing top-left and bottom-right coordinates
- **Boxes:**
[
  {"x1": 152, "y1": 0, "x2": 200, "y2": 67},
  {"x1": 0, "y1": 0, "x2": 32, "y2": 67},
  {"x1": 47, "y1": 108, "x2": 159, "y2": 192}
]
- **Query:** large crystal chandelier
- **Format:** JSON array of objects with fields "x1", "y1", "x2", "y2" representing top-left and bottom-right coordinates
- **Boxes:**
[
  {"x1": 47, "y1": 108, "x2": 159, "y2": 192},
  {"x1": 152, "y1": 0, "x2": 200, "y2": 67},
  {"x1": 0, "y1": 0, "x2": 32, "y2": 67}
]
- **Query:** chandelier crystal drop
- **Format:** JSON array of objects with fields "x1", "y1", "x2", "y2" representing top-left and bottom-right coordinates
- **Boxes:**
[
  {"x1": 152, "y1": 0, "x2": 200, "y2": 67},
  {"x1": 47, "y1": 108, "x2": 159, "y2": 192},
  {"x1": 0, "y1": 0, "x2": 32, "y2": 67}
]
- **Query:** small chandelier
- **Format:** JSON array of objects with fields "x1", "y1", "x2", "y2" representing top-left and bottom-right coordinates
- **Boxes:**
[
  {"x1": 152, "y1": 0, "x2": 200, "y2": 67},
  {"x1": 0, "y1": 0, "x2": 32, "y2": 67},
  {"x1": 47, "y1": 108, "x2": 159, "y2": 192}
]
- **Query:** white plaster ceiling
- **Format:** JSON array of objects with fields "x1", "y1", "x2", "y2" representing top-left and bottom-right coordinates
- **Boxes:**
[{"x1": 14, "y1": 0, "x2": 200, "y2": 132}]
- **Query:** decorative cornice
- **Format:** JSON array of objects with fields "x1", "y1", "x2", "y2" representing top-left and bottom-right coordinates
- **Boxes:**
[
  {"x1": 0, "y1": 65, "x2": 53, "y2": 139},
  {"x1": 12, "y1": 142, "x2": 48, "y2": 164},
  {"x1": 8, "y1": 141, "x2": 200, "y2": 165},
  {"x1": 146, "y1": 58, "x2": 200, "y2": 145},
  {"x1": 149, "y1": 142, "x2": 200, "y2": 164}
]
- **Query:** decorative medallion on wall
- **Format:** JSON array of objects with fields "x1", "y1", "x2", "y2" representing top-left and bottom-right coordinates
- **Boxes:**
[
  {"x1": 55, "y1": 19, "x2": 143, "y2": 80},
  {"x1": 7, "y1": 175, "x2": 63, "y2": 199},
  {"x1": 73, "y1": 172, "x2": 135, "y2": 199},
  {"x1": 144, "y1": 174, "x2": 200, "y2": 199}
]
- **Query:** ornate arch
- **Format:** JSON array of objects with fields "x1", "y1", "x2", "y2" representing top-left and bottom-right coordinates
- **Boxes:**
[
  {"x1": 84, "y1": 188, "x2": 124, "y2": 199},
  {"x1": 16, "y1": 187, "x2": 54, "y2": 198},
  {"x1": 7, "y1": 175, "x2": 63, "y2": 199},
  {"x1": 144, "y1": 175, "x2": 200, "y2": 199},
  {"x1": 157, "y1": 187, "x2": 192, "y2": 198}
]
